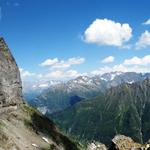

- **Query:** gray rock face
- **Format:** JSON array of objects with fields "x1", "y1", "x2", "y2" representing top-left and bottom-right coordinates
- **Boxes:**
[
  {"x1": 111, "y1": 135, "x2": 141, "y2": 150},
  {"x1": 0, "y1": 37, "x2": 22, "y2": 107}
]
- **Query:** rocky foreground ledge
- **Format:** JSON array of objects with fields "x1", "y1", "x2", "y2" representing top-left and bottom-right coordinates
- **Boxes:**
[{"x1": 87, "y1": 135, "x2": 150, "y2": 150}]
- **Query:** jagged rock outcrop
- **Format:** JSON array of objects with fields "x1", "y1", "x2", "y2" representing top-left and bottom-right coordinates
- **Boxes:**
[
  {"x1": 87, "y1": 142, "x2": 107, "y2": 150},
  {"x1": 0, "y1": 38, "x2": 22, "y2": 108},
  {"x1": 110, "y1": 135, "x2": 141, "y2": 150},
  {"x1": 87, "y1": 135, "x2": 150, "y2": 150}
]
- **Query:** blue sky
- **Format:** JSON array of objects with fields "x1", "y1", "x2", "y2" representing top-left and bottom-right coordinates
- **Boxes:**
[{"x1": 1, "y1": 0, "x2": 150, "y2": 81}]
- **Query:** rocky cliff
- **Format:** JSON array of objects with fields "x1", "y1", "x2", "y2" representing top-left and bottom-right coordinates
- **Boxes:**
[{"x1": 0, "y1": 38, "x2": 22, "y2": 108}]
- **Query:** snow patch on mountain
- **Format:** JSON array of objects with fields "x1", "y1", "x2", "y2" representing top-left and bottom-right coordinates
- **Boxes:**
[
  {"x1": 127, "y1": 80, "x2": 134, "y2": 84},
  {"x1": 101, "y1": 72, "x2": 123, "y2": 81},
  {"x1": 37, "y1": 106, "x2": 48, "y2": 114}
]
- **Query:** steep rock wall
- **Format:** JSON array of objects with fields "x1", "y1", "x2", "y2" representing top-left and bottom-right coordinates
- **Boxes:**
[{"x1": 0, "y1": 38, "x2": 22, "y2": 107}]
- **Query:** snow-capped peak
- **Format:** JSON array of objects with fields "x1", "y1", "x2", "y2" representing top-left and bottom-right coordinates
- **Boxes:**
[
  {"x1": 72, "y1": 76, "x2": 90, "y2": 84},
  {"x1": 38, "y1": 83, "x2": 49, "y2": 88},
  {"x1": 100, "y1": 71, "x2": 123, "y2": 81}
]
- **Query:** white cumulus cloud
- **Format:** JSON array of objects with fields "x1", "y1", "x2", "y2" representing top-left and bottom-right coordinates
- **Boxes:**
[
  {"x1": 41, "y1": 57, "x2": 85, "y2": 69},
  {"x1": 92, "y1": 55, "x2": 150, "y2": 75},
  {"x1": 143, "y1": 19, "x2": 150, "y2": 25},
  {"x1": 123, "y1": 55, "x2": 150, "y2": 65},
  {"x1": 40, "y1": 58, "x2": 58, "y2": 66},
  {"x1": 51, "y1": 61, "x2": 70, "y2": 69},
  {"x1": 135, "y1": 31, "x2": 150, "y2": 49},
  {"x1": 22, "y1": 57, "x2": 85, "y2": 81},
  {"x1": 19, "y1": 68, "x2": 35, "y2": 79},
  {"x1": 91, "y1": 64, "x2": 126, "y2": 75},
  {"x1": 68, "y1": 57, "x2": 85, "y2": 65},
  {"x1": 102, "y1": 56, "x2": 115, "y2": 63},
  {"x1": 91, "y1": 64, "x2": 150, "y2": 75},
  {"x1": 66, "y1": 70, "x2": 82, "y2": 78},
  {"x1": 83, "y1": 18, "x2": 132, "y2": 47},
  {"x1": 43, "y1": 69, "x2": 85, "y2": 79}
]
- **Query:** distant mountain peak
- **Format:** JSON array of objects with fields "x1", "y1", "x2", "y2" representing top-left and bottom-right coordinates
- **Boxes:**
[{"x1": 100, "y1": 71, "x2": 123, "y2": 81}]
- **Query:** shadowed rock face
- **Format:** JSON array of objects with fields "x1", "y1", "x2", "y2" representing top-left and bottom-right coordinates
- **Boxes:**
[{"x1": 0, "y1": 38, "x2": 22, "y2": 107}]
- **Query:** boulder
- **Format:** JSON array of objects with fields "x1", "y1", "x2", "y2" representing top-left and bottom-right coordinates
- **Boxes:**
[
  {"x1": 110, "y1": 135, "x2": 141, "y2": 150},
  {"x1": 88, "y1": 141, "x2": 107, "y2": 150}
]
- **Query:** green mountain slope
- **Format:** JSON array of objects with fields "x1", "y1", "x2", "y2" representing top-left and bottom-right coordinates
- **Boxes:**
[{"x1": 51, "y1": 78, "x2": 150, "y2": 145}]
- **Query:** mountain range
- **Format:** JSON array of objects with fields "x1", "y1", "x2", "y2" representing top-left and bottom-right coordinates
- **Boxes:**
[
  {"x1": 22, "y1": 68, "x2": 150, "y2": 146},
  {"x1": 24, "y1": 72, "x2": 150, "y2": 114},
  {"x1": 51, "y1": 77, "x2": 150, "y2": 145}
]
